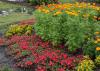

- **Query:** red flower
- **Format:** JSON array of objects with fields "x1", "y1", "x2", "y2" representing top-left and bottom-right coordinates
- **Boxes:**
[
  {"x1": 61, "y1": 53, "x2": 68, "y2": 59},
  {"x1": 21, "y1": 46, "x2": 28, "y2": 50},
  {"x1": 25, "y1": 61, "x2": 33, "y2": 65}
]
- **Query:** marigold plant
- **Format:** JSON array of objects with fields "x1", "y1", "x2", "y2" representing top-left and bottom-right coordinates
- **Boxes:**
[{"x1": 34, "y1": 2, "x2": 100, "y2": 51}]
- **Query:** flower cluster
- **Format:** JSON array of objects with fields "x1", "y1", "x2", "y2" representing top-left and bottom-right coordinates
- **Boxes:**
[
  {"x1": 94, "y1": 32, "x2": 100, "y2": 51},
  {"x1": 6, "y1": 33, "x2": 83, "y2": 71},
  {"x1": 37, "y1": 2, "x2": 100, "y2": 17}
]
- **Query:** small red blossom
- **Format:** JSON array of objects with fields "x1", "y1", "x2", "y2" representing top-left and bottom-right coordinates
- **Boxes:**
[
  {"x1": 21, "y1": 46, "x2": 28, "y2": 50},
  {"x1": 25, "y1": 61, "x2": 33, "y2": 65}
]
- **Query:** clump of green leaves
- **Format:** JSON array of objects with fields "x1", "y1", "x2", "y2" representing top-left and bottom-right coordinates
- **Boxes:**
[
  {"x1": 5, "y1": 24, "x2": 33, "y2": 38},
  {"x1": 28, "y1": 0, "x2": 59, "y2": 5},
  {"x1": 95, "y1": 55, "x2": 100, "y2": 67}
]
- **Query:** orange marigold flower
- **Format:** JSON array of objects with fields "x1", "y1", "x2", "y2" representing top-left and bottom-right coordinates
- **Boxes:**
[
  {"x1": 95, "y1": 32, "x2": 99, "y2": 35},
  {"x1": 54, "y1": 11, "x2": 62, "y2": 16},
  {"x1": 93, "y1": 3, "x2": 96, "y2": 6},
  {"x1": 97, "y1": 38, "x2": 100, "y2": 42},
  {"x1": 44, "y1": 10, "x2": 50, "y2": 14},
  {"x1": 94, "y1": 16, "x2": 97, "y2": 19},
  {"x1": 96, "y1": 47, "x2": 100, "y2": 51}
]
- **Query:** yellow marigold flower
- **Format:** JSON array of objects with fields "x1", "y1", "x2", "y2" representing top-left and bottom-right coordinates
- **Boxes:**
[
  {"x1": 93, "y1": 3, "x2": 96, "y2": 6},
  {"x1": 96, "y1": 47, "x2": 100, "y2": 51},
  {"x1": 50, "y1": 8, "x2": 56, "y2": 11},
  {"x1": 42, "y1": 9, "x2": 46, "y2": 12},
  {"x1": 54, "y1": 11, "x2": 62, "y2": 16},
  {"x1": 88, "y1": 3, "x2": 91, "y2": 6},
  {"x1": 75, "y1": 2, "x2": 79, "y2": 5},
  {"x1": 96, "y1": 7, "x2": 100, "y2": 11},
  {"x1": 94, "y1": 16, "x2": 97, "y2": 19},
  {"x1": 44, "y1": 10, "x2": 49, "y2": 14},
  {"x1": 95, "y1": 32, "x2": 100, "y2": 35},
  {"x1": 94, "y1": 41, "x2": 98, "y2": 44},
  {"x1": 97, "y1": 38, "x2": 100, "y2": 42}
]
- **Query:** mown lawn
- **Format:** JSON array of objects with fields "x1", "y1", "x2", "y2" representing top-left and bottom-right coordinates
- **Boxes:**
[{"x1": 0, "y1": 1, "x2": 34, "y2": 33}]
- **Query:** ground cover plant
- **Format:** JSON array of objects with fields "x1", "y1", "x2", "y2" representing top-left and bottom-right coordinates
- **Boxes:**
[{"x1": 6, "y1": 34, "x2": 84, "y2": 71}]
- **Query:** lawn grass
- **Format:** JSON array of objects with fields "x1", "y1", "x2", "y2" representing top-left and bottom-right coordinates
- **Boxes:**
[
  {"x1": 0, "y1": 13, "x2": 34, "y2": 33},
  {"x1": 0, "y1": 1, "x2": 34, "y2": 34},
  {"x1": 0, "y1": 1, "x2": 22, "y2": 10}
]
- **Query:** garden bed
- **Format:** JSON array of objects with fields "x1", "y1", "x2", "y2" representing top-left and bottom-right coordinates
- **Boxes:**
[{"x1": 0, "y1": 0, "x2": 100, "y2": 71}]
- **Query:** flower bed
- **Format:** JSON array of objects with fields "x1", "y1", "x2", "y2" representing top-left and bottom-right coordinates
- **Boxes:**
[{"x1": 4, "y1": 2, "x2": 100, "y2": 71}]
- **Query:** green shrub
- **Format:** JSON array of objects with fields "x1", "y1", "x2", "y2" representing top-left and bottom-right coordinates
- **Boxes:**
[
  {"x1": 87, "y1": 0, "x2": 100, "y2": 3},
  {"x1": 96, "y1": 0, "x2": 100, "y2": 3},
  {"x1": 33, "y1": 3, "x2": 100, "y2": 51},
  {"x1": 5, "y1": 24, "x2": 33, "y2": 38},
  {"x1": 77, "y1": 56, "x2": 95, "y2": 71},
  {"x1": 28, "y1": 0, "x2": 59, "y2": 5}
]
